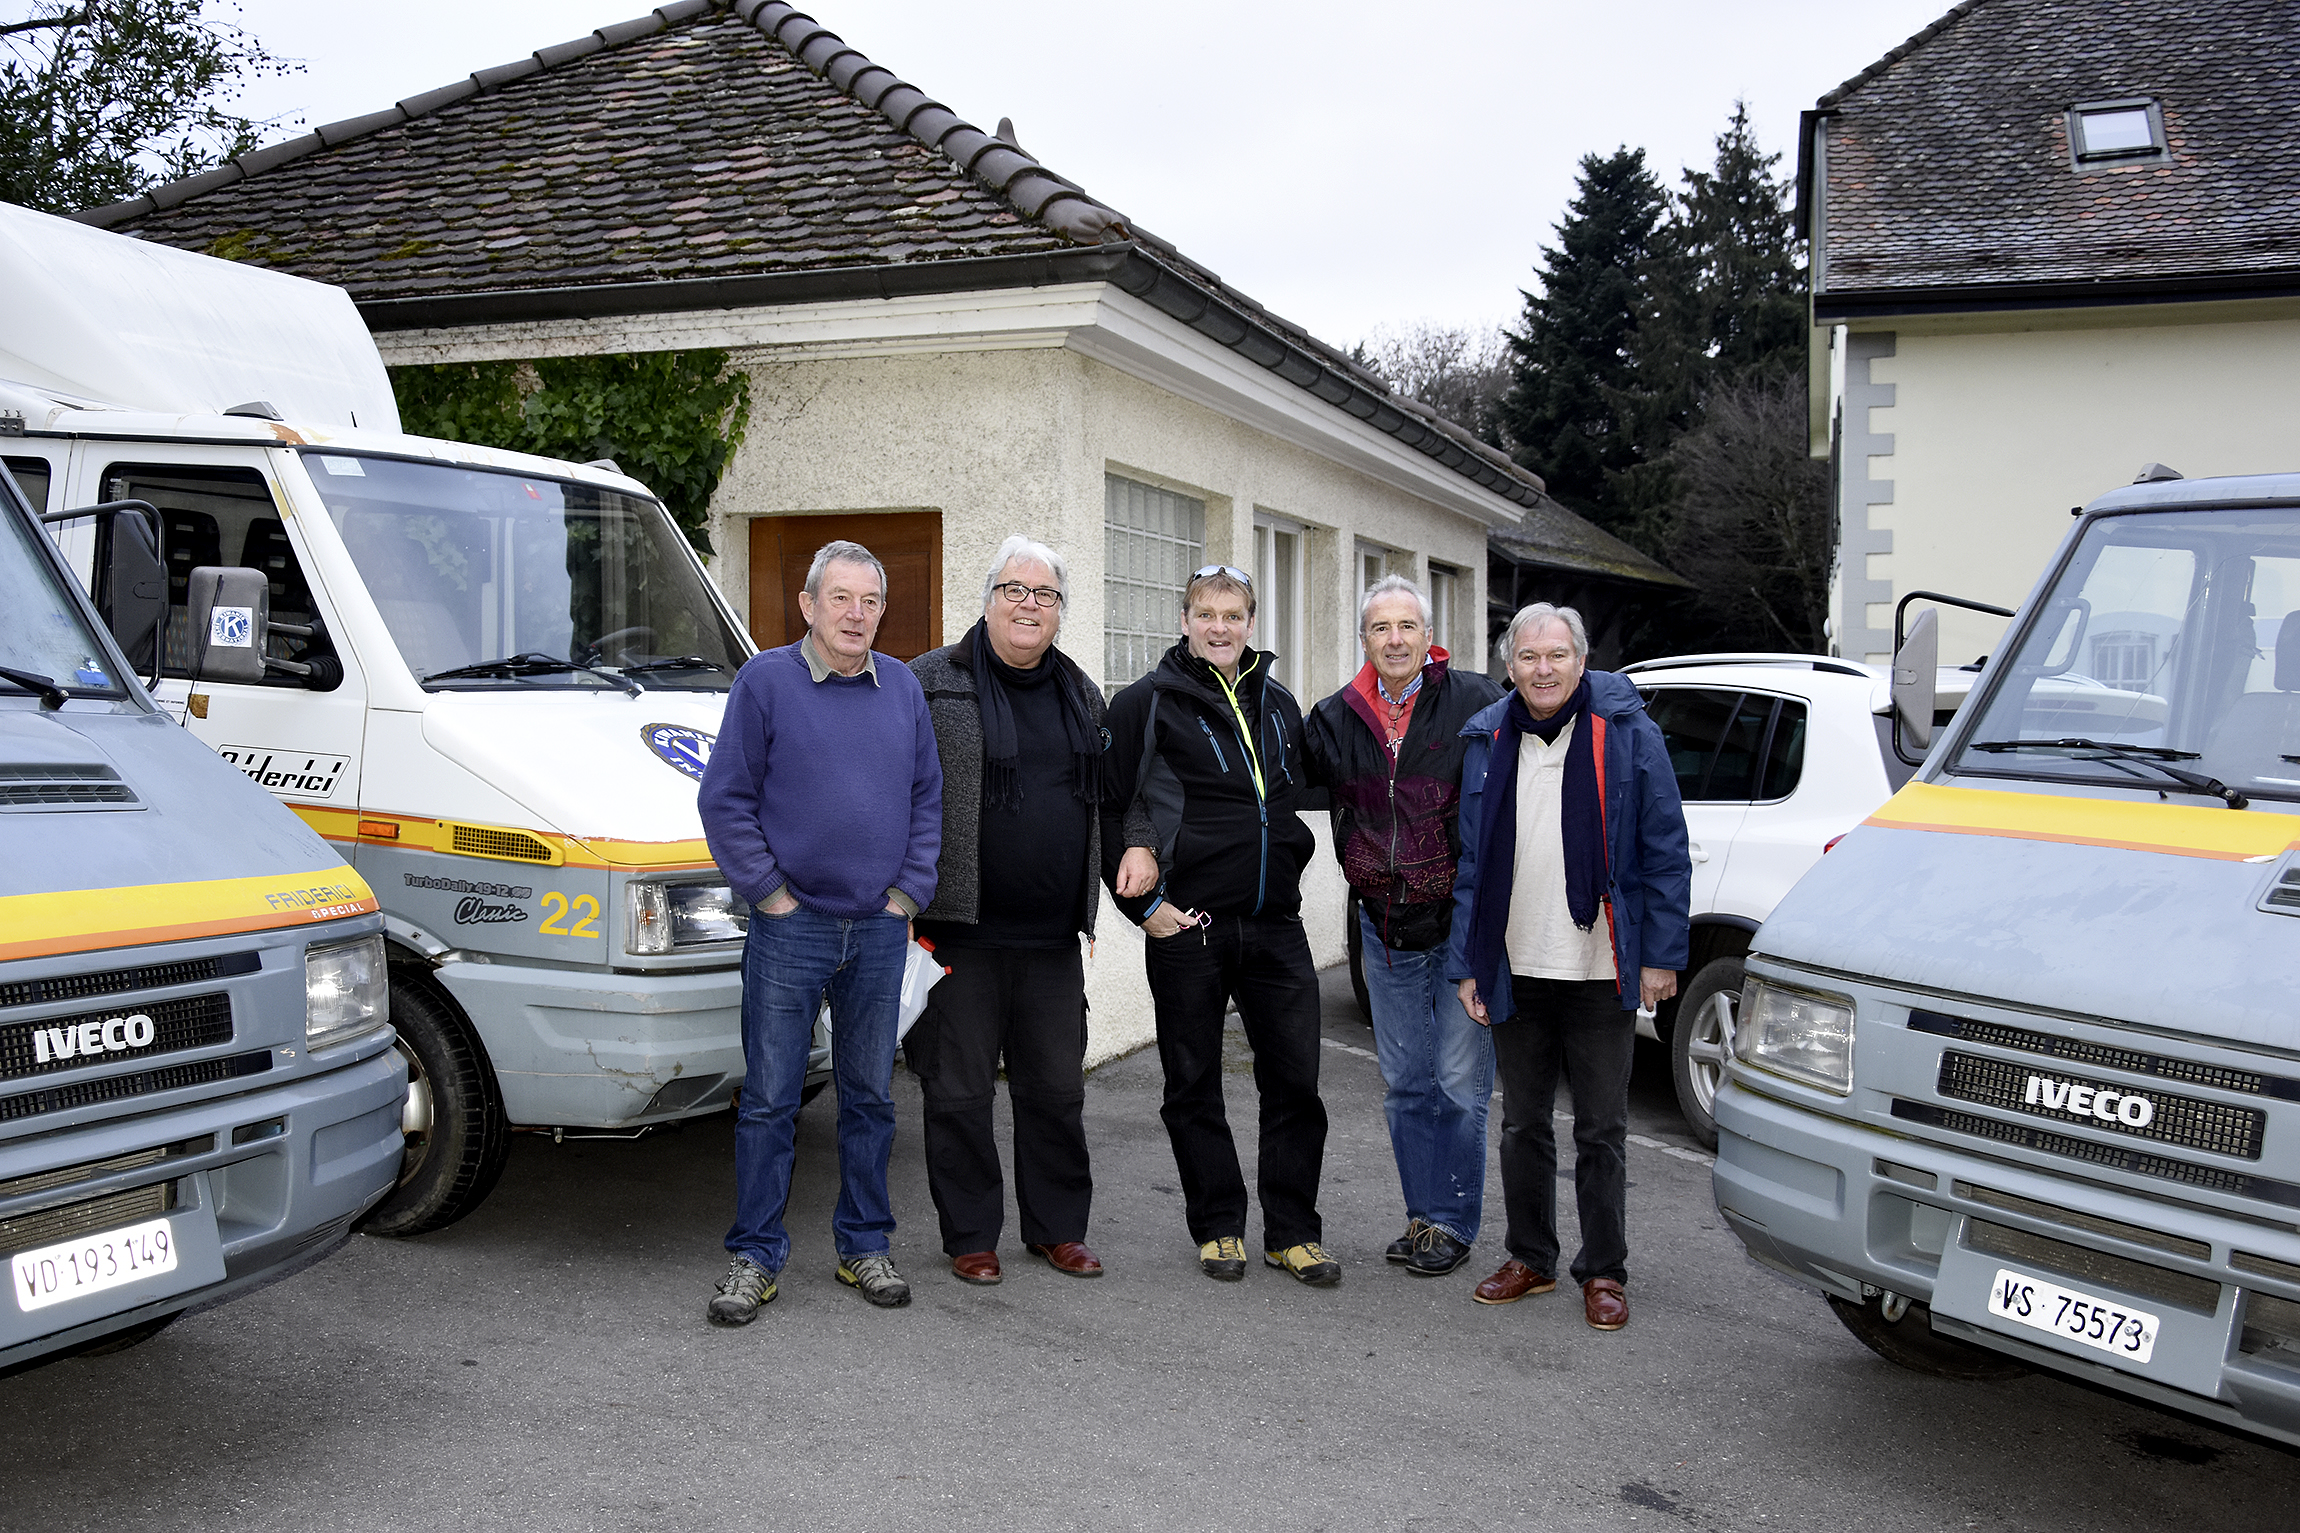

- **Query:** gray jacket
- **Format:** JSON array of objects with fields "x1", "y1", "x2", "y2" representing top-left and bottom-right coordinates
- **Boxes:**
[{"x1": 909, "y1": 632, "x2": 1114, "y2": 938}]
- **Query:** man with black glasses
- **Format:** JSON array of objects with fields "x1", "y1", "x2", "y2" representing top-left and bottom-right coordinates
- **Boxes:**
[
  {"x1": 907, "y1": 537, "x2": 1110, "y2": 1288},
  {"x1": 1104, "y1": 564, "x2": 1335, "y2": 1286}
]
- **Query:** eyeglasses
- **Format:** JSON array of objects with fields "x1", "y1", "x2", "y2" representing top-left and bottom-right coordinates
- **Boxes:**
[
  {"x1": 992, "y1": 582, "x2": 1064, "y2": 608},
  {"x1": 1191, "y1": 564, "x2": 1252, "y2": 587}
]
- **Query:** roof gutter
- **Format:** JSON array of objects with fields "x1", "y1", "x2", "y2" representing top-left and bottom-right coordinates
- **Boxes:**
[{"x1": 1816, "y1": 266, "x2": 2300, "y2": 322}]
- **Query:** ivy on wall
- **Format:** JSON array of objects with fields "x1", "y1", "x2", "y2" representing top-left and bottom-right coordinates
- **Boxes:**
[{"x1": 389, "y1": 350, "x2": 752, "y2": 558}]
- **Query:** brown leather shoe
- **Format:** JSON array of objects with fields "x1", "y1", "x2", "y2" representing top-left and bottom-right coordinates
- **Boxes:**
[
  {"x1": 1027, "y1": 1241, "x2": 1104, "y2": 1278},
  {"x1": 1584, "y1": 1277, "x2": 1628, "y2": 1330},
  {"x1": 950, "y1": 1250, "x2": 1001, "y2": 1285},
  {"x1": 1471, "y1": 1260, "x2": 1557, "y2": 1306}
]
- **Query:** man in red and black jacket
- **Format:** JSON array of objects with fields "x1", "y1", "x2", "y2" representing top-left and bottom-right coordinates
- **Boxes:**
[{"x1": 1304, "y1": 575, "x2": 1504, "y2": 1280}]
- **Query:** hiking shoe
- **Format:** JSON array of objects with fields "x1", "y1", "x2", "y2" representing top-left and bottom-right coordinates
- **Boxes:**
[
  {"x1": 1198, "y1": 1235, "x2": 1247, "y2": 1281},
  {"x1": 707, "y1": 1256, "x2": 776, "y2": 1326},
  {"x1": 1385, "y1": 1218, "x2": 1430, "y2": 1264},
  {"x1": 837, "y1": 1251, "x2": 913, "y2": 1308},
  {"x1": 1405, "y1": 1225, "x2": 1474, "y2": 1277},
  {"x1": 1265, "y1": 1242, "x2": 1342, "y2": 1287}
]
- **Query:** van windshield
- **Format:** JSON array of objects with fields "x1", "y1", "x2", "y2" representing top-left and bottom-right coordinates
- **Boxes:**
[
  {"x1": 1949, "y1": 506, "x2": 2300, "y2": 804},
  {"x1": 2, "y1": 477, "x2": 123, "y2": 698},
  {"x1": 305, "y1": 453, "x2": 746, "y2": 691}
]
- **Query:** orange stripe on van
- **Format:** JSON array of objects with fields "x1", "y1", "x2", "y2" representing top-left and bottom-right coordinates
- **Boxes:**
[
  {"x1": 1864, "y1": 781, "x2": 2300, "y2": 862},
  {"x1": 0, "y1": 869, "x2": 378, "y2": 962},
  {"x1": 287, "y1": 804, "x2": 715, "y2": 872}
]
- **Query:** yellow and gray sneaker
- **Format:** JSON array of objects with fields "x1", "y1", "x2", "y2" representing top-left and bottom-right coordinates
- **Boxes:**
[
  {"x1": 707, "y1": 1256, "x2": 777, "y2": 1326},
  {"x1": 1198, "y1": 1235, "x2": 1247, "y2": 1281},
  {"x1": 837, "y1": 1251, "x2": 913, "y2": 1308},
  {"x1": 1265, "y1": 1242, "x2": 1342, "y2": 1287}
]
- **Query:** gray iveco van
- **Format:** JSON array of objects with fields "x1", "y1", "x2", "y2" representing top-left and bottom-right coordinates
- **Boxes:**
[
  {"x1": 1715, "y1": 470, "x2": 2300, "y2": 1448},
  {"x1": 1, "y1": 463, "x2": 403, "y2": 1369}
]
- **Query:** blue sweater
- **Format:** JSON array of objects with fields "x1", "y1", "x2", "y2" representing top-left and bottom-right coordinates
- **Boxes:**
[{"x1": 699, "y1": 643, "x2": 943, "y2": 919}]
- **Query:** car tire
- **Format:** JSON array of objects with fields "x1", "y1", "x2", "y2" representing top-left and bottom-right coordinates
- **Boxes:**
[
  {"x1": 1671, "y1": 955, "x2": 1742, "y2": 1150},
  {"x1": 358, "y1": 970, "x2": 512, "y2": 1239},
  {"x1": 1345, "y1": 895, "x2": 1371, "y2": 1025},
  {"x1": 1828, "y1": 1294, "x2": 2031, "y2": 1380}
]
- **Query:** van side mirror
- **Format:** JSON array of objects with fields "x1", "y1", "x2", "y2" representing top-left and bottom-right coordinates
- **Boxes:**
[
  {"x1": 99, "y1": 507, "x2": 167, "y2": 674},
  {"x1": 1892, "y1": 607, "x2": 1939, "y2": 760},
  {"x1": 185, "y1": 565, "x2": 274, "y2": 684}
]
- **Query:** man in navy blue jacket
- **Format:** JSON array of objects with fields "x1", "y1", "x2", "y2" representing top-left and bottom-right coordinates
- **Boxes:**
[
  {"x1": 697, "y1": 539, "x2": 941, "y2": 1323},
  {"x1": 1446, "y1": 603, "x2": 1689, "y2": 1332}
]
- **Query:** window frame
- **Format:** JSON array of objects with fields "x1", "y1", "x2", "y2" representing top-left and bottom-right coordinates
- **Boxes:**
[
  {"x1": 1252, "y1": 510, "x2": 1305, "y2": 698},
  {"x1": 2067, "y1": 97, "x2": 2168, "y2": 169},
  {"x1": 1103, "y1": 472, "x2": 1206, "y2": 698}
]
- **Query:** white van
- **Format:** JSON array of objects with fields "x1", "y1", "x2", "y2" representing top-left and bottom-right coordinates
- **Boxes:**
[{"x1": 3, "y1": 200, "x2": 797, "y2": 1235}]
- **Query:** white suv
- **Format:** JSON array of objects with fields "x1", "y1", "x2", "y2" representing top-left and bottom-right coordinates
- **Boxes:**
[{"x1": 1626, "y1": 654, "x2": 1972, "y2": 1146}]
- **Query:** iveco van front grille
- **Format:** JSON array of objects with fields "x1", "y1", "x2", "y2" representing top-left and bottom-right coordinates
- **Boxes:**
[
  {"x1": 0, "y1": 762, "x2": 139, "y2": 810},
  {"x1": 0, "y1": 1179, "x2": 176, "y2": 1258},
  {"x1": 0, "y1": 950, "x2": 259, "y2": 1010},
  {"x1": 0, "y1": 994, "x2": 234, "y2": 1083},
  {"x1": 1936, "y1": 1051, "x2": 2266, "y2": 1159},
  {"x1": 1908, "y1": 1008, "x2": 2295, "y2": 1099},
  {"x1": 1891, "y1": 1099, "x2": 2300, "y2": 1208},
  {"x1": 0, "y1": 1049, "x2": 271, "y2": 1123}
]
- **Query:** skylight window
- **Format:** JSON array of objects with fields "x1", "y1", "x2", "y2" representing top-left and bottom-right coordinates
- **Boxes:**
[{"x1": 2068, "y1": 98, "x2": 2167, "y2": 166}]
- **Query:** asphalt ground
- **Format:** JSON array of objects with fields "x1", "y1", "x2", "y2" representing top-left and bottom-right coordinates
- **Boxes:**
[{"x1": 4, "y1": 965, "x2": 2293, "y2": 1532}]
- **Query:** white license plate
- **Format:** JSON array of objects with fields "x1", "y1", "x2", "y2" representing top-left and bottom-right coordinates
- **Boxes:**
[
  {"x1": 1985, "y1": 1265, "x2": 2160, "y2": 1364},
  {"x1": 11, "y1": 1217, "x2": 178, "y2": 1313}
]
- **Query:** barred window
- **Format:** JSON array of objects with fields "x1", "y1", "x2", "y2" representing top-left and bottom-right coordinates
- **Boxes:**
[{"x1": 1104, "y1": 473, "x2": 1204, "y2": 697}]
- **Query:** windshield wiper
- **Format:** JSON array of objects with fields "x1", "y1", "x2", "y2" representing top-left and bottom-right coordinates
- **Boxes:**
[
  {"x1": 1968, "y1": 737, "x2": 2248, "y2": 809},
  {"x1": 0, "y1": 665, "x2": 67, "y2": 709},
  {"x1": 620, "y1": 656, "x2": 730, "y2": 680},
  {"x1": 423, "y1": 652, "x2": 642, "y2": 697}
]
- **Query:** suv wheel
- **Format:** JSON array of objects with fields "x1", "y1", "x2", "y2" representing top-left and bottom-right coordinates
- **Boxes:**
[{"x1": 1671, "y1": 956, "x2": 1742, "y2": 1150}]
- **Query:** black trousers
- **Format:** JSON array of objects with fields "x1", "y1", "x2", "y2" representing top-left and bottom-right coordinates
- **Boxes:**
[
  {"x1": 1493, "y1": 976, "x2": 1634, "y2": 1285},
  {"x1": 1143, "y1": 912, "x2": 1327, "y2": 1250},
  {"x1": 905, "y1": 944, "x2": 1092, "y2": 1256}
]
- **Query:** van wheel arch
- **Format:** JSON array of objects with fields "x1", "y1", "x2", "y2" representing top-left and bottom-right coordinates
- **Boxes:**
[{"x1": 359, "y1": 964, "x2": 512, "y2": 1238}]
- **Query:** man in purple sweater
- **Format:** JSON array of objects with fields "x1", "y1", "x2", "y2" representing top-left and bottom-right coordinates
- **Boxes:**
[{"x1": 697, "y1": 539, "x2": 942, "y2": 1323}]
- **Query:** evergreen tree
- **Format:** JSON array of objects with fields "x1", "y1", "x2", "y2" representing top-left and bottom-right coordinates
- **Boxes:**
[
  {"x1": 1672, "y1": 101, "x2": 1804, "y2": 387},
  {"x1": 1498, "y1": 148, "x2": 1669, "y2": 544}
]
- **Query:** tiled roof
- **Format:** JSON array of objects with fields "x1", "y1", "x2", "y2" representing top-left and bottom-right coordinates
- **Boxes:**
[
  {"x1": 75, "y1": 1, "x2": 1629, "y2": 551},
  {"x1": 1490, "y1": 516, "x2": 1694, "y2": 590},
  {"x1": 1811, "y1": 0, "x2": 2300, "y2": 301}
]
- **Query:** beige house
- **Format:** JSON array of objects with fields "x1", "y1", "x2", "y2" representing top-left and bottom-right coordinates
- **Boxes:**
[
  {"x1": 1804, "y1": 0, "x2": 2300, "y2": 669},
  {"x1": 87, "y1": 0, "x2": 1672, "y2": 1058}
]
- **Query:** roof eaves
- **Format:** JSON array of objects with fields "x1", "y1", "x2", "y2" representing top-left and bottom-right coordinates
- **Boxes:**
[
  {"x1": 69, "y1": 0, "x2": 719, "y2": 229},
  {"x1": 1814, "y1": 0, "x2": 1994, "y2": 111}
]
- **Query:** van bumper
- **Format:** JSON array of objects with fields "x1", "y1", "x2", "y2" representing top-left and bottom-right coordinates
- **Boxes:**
[
  {"x1": 0, "y1": 1035, "x2": 405, "y2": 1370},
  {"x1": 1713, "y1": 1074, "x2": 2300, "y2": 1451},
  {"x1": 432, "y1": 959, "x2": 756, "y2": 1128}
]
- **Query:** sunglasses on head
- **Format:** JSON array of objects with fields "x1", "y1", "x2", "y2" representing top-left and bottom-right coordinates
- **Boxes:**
[{"x1": 1191, "y1": 564, "x2": 1252, "y2": 587}]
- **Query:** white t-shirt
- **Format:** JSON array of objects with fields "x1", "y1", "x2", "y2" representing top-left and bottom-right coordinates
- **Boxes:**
[{"x1": 1503, "y1": 722, "x2": 1616, "y2": 982}]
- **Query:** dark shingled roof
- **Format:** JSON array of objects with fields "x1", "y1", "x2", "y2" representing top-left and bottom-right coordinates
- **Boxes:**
[
  {"x1": 1808, "y1": 0, "x2": 2300, "y2": 309},
  {"x1": 72, "y1": 0, "x2": 1682, "y2": 586}
]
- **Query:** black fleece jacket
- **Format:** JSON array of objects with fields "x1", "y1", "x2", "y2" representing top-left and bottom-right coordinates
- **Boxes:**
[{"x1": 1099, "y1": 640, "x2": 1315, "y2": 923}]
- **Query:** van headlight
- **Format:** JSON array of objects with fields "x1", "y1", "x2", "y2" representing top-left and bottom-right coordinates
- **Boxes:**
[
  {"x1": 627, "y1": 881, "x2": 749, "y2": 954},
  {"x1": 306, "y1": 933, "x2": 388, "y2": 1050},
  {"x1": 1734, "y1": 978, "x2": 1855, "y2": 1093}
]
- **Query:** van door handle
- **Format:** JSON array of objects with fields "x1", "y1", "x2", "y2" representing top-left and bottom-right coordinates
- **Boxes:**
[{"x1": 1689, "y1": 843, "x2": 1709, "y2": 864}]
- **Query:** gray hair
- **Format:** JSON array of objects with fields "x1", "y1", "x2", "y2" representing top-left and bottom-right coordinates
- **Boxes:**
[
  {"x1": 804, "y1": 539, "x2": 886, "y2": 599},
  {"x1": 980, "y1": 534, "x2": 1069, "y2": 610},
  {"x1": 1359, "y1": 573, "x2": 1432, "y2": 635},
  {"x1": 1502, "y1": 602, "x2": 1588, "y2": 660}
]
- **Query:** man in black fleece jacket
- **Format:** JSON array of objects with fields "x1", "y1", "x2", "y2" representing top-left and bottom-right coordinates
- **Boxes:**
[{"x1": 1102, "y1": 566, "x2": 1335, "y2": 1286}]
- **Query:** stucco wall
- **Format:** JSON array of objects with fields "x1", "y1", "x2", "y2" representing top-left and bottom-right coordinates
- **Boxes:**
[
  {"x1": 705, "y1": 342, "x2": 1491, "y2": 1065},
  {"x1": 1836, "y1": 311, "x2": 2300, "y2": 665}
]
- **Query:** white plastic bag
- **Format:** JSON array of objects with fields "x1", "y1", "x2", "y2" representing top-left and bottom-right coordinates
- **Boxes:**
[{"x1": 813, "y1": 940, "x2": 948, "y2": 1043}]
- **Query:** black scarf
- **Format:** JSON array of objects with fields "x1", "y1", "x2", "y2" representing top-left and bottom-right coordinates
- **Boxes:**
[
  {"x1": 1463, "y1": 674, "x2": 1607, "y2": 1008},
  {"x1": 967, "y1": 618, "x2": 1101, "y2": 811}
]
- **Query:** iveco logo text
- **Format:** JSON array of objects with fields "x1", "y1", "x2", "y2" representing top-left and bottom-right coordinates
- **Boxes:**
[
  {"x1": 32, "y1": 1014, "x2": 157, "y2": 1064},
  {"x1": 2024, "y1": 1073, "x2": 2155, "y2": 1128}
]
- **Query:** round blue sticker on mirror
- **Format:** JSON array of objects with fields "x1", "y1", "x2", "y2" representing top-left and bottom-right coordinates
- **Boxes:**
[{"x1": 641, "y1": 723, "x2": 715, "y2": 781}]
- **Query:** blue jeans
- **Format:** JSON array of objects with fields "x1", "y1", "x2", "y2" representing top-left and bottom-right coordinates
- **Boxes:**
[
  {"x1": 1360, "y1": 906, "x2": 1494, "y2": 1244},
  {"x1": 725, "y1": 906, "x2": 906, "y2": 1271}
]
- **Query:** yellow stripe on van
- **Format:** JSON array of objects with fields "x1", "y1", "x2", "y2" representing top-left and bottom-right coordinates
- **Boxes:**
[
  {"x1": 289, "y1": 804, "x2": 715, "y2": 873},
  {"x1": 0, "y1": 869, "x2": 378, "y2": 962},
  {"x1": 1865, "y1": 781, "x2": 2300, "y2": 862}
]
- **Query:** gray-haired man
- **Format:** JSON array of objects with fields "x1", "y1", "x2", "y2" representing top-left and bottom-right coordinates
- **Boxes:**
[{"x1": 906, "y1": 536, "x2": 1109, "y2": 1285}]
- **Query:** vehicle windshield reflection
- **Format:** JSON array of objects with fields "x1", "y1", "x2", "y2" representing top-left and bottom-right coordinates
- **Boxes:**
[
  {"x1": 304, "y1": 452, "x2": 744, "y2": 691},
  {"x1": 1949, "y1": 507, "x2": 2300, "y2": 802}
]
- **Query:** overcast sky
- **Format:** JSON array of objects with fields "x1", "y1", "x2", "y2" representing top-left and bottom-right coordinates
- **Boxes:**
[{"x1": 218, "y1": 0, "x2": 1952, "y2": 346}]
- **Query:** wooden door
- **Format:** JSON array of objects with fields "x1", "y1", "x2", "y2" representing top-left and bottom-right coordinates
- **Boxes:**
[{"x1": 748, "y1": 512, "x2": 943, "y2": 662}]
